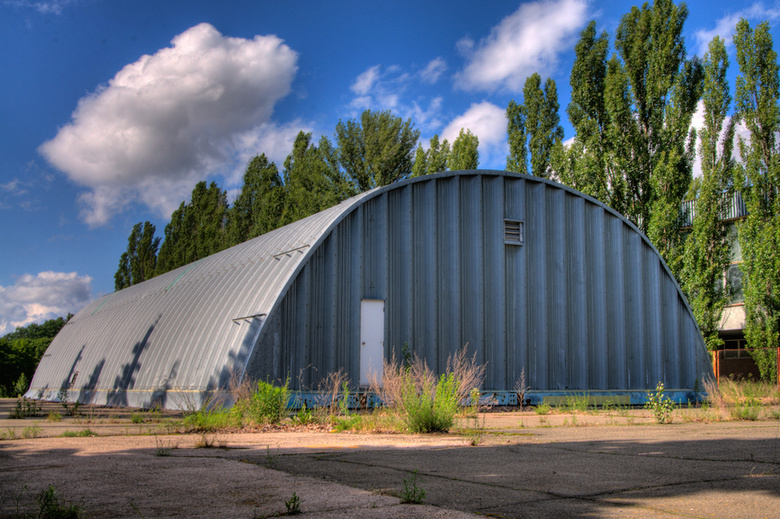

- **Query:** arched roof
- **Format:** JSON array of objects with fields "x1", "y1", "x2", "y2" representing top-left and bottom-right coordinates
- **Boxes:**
[{"x1": 29, "y1": 171, "x2": 711, "y2": 408}]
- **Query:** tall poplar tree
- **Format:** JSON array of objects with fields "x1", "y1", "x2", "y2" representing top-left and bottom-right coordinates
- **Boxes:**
[
  {"x1": 448, "y1": 129, "x2": 479, "y2": 170},
  {"x1": 506, "y1": 74, "x2": 563, "y2": 177},
  {"x1": 506, "y1": 100, "x2": 528, "y2": 174},
  {"x1": 156, "y1": 181, "x2": 229, "y2": 274},
  {"x1": 680, "y1": 36, "x2": 735, "y2": 350},
  {"x1": 282, "y1": 131, "x2": 352, "y2": 224},
  {"x1": 563, "y1": 21, "x2": 612, "y2": 202},
  {"x1": 613, "y1": 0, "x2": 703, "y2": 273},
  {"x1": 733, "y1": 19, "x2": 780, "y2": 381},
  {"x1": 523, "y1": 73, "x2": 564, "y2": 178},
  {"x1": 412, "y1": 134, "x2": 451, "y2": 176},
  {"x1": 114, "y1": 221, "x2": 160, "y2": 290},
  {"x1": 226, "y1": 154, "x2": 286, "y2": 246}
]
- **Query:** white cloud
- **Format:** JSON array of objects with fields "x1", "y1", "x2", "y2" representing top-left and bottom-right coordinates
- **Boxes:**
[
  {"x1": 420, "y1": 58, "x2": 447, "y2": 84},
  {"x1": 346, "y1": 65, "x2": 445, "y2": 132},
  {"x1": 351, "y1": 65, "x2": 381, "y2": 96},
  {"x1": 3, "y1": 0, "x2": 80, "y2": 15},
  {"x1": 442, "y1": 102, "x2": 508, "y2": 169},
  {"x1": 39, "y1": 23, "x2": 299, "y2": 226},
  {"x1": 693, "y1": 3, "x2": 780, "y2": 57},
  {"x1": 455, "y1": 0, "x2": 588, "y2": 93},
  {"x1": 0, "y1": 271, "x2": 92, "y2": 336}
]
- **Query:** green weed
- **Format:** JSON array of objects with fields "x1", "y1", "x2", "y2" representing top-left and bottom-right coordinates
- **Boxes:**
[
  {"x1": 645, "y1": 382, "x2": 674, "y2": 424},
  {"x1": 284, "y1": 492, "x2": 301, "y2": 515},
  {"x1": 15, "y1": 485, "x2": 85, "y2": 519},
  {"x1": 9, "y1": 397, "x2": 41, "y2": 419},
  {"x1": 400, "y1": 470, "x2": 426, "y2": 504}
]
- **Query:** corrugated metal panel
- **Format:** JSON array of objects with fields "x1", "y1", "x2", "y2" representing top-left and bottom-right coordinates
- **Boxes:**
[
  {"x1": 30, "y1": 170, "x2": 713, "y2": 409},
  {"x1": 28, "y1": 191, "x2": 376, "y2": 408},
  {"x1": 259, "y1": 171, "x2": 711, "y2": 394}
]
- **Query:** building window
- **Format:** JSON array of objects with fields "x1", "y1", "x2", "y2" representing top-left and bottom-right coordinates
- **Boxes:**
[
  {"x1": 504, "y1": 219, "x2": 524, "y2": 245},
  {"x1": 726, "y1": 263, "x2": 743, "y2": 304}
]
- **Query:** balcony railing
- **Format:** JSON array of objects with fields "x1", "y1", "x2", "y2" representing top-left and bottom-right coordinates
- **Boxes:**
[{"x1": 680, "y1": 192, "x2": 748, "y2": 228}]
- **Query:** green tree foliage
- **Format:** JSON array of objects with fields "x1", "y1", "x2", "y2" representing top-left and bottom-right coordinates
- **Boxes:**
[
  {"x1": 680, "y1": 36, "x2": 735, "y2": 351},
  {"x1": 226, "y1": 154, "x2": 286, "y2": 246},
  {"x1": 335, "y1": 109, "x2": 420, "y2": 191},
  {"x1": 0, "y1": 316, "x2": 70, "y2": 397},
  {"x1": 557, "y1": 1, "x2": 703, "y2": 273},
  {"x1": 614, "y1": 0, "x2": 704, "y2": 272},
  {"x1": 114, "y1": 222, "x2": 160, "y2": 290},
  {"x1": 412, "y1": 134, "x2": 451, "y2": 176},
  {"x1": 448, "y1": 129, "x2": 479, "y2": 170},
  {"x1": 505, "y1": 74, "x2": 563, "y2": 177},
  {"x1": 733, "y1": 19, "x2": 780, "y2": 381},
  {"x1": 505, "y1": 100, "x2": 527, "y2": 174},
  {"x1": 156, "y1": 181, "x2": 229, "y2": 274},
  {"x1": 523, "y1": 73, "x2": 564, "y2": 177},
  {"x1": 561, "y1": 21, "x2": 612, "y2": 202},
  {"x1": 281, "y1": 132, "x2": 353, "y2": 224}
]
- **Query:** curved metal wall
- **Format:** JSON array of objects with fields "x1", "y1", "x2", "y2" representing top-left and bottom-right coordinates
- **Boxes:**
[{"x1": 250, "y1": 171, "x2": 713, "y2": 393}]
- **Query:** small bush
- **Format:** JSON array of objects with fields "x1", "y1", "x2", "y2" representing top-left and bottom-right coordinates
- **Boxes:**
[
  {"x1": 243, "y1": 379, "x2": 290, "y2": 425},
  {"x1": 130, "y1": 412, "x2": 145, "y2": 424}
]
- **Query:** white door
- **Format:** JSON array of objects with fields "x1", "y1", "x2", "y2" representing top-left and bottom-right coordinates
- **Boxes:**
[{"x1": 360, "y1": 299, "x2": 384, "y2": 387}]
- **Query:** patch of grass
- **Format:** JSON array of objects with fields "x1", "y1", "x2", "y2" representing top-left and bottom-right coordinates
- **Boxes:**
[
  {"x1": 130, "y1": 412, "x2": 145, "y2": 424},
  {"x1": 181, "y1": 406, "x2": 237, "y2": 432},
  {"x1": 60, "y1": 429, "x2": 96, "y2": 438},
  {"x1": 21, "y1": 425, "x2": 41, "y2": 439},
  {"x1": 47, "y1": 412, "x2": 63, "y2": 422},
  {"x1": 730, "y1": 400, "x2": 761, "y2": 421},
  {"x1": 1, "y1": 428, "x2": 17, "y2": 440},
  {"x1": 290, "y1": 403, "x2": 317, "y2": 426},
  {"x1": 563, "y1": 393, "x2": 591, "y2": 414},
  {"x1": 400, "y1": 470, "x2": 426, "y2": 504},
  {"x1": 534, "y1": 403, "x2": 551, "y2": 415}
]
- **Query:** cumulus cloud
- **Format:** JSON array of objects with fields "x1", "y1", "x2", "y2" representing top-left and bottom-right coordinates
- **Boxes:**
[
  {"x1": 0, "y1": 271, "x2": 92, "y2": 336},
  {"x1": 455, "y1": 0, "x2": 588, "y2": 93},
  {"x1": 442, "y1": 102, "x2": 508, "y2": 169},
  {"x1": 39, "y1": 23, "x2": 299, "y2": 226},
  {"x1": 693, "y1": 3, "x2": 780, "y2": 57}
]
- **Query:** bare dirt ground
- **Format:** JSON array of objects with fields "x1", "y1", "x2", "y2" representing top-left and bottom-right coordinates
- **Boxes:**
[{"x1": 1, "y1": 399, "x2": 779, "y2": 518}]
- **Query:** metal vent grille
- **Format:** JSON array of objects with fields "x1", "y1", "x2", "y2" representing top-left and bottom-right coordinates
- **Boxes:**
[{"x1": 504, "y1": 219, "x2": 524, "y2": 245}]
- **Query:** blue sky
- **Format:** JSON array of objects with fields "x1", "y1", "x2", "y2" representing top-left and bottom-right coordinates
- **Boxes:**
[{"x1": 1, "y1": 0, "x2": 779, "y2": 335}]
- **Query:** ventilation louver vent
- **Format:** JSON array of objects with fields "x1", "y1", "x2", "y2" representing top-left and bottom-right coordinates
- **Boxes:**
[{"x1": 504, "y1": 219, "x2": 524, "y2": 245}]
